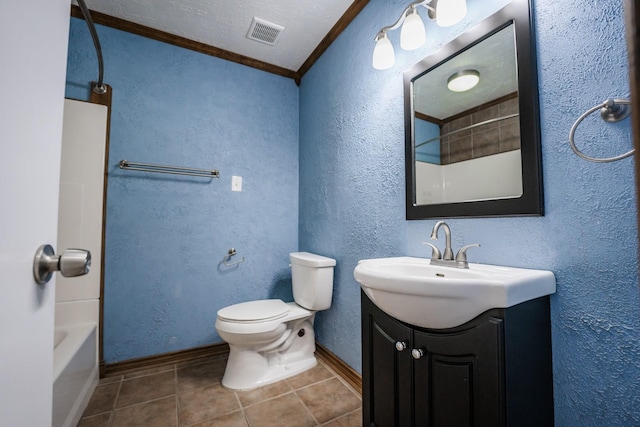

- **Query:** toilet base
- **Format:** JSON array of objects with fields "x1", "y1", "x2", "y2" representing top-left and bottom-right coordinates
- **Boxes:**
[
  {"x1": 221, "y1": 319, "x2": 318, "y2": 391},
  {"x1": 222, "y1": 352, "x2": 317, "y2": 391}
]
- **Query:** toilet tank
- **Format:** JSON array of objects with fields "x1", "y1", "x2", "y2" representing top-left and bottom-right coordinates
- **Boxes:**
[{"x1": 290, "y1": 252, "x2": 336, "y2": 311}]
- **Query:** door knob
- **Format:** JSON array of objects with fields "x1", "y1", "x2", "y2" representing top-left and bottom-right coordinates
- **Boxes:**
[{"x1": 33, "y1": 244, "x2": 91, "y2": 284}]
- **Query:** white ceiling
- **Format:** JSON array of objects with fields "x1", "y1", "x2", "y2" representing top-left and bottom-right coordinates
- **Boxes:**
[{"x1": 79, "y1": 0, "x2": 357, "y2": 72}]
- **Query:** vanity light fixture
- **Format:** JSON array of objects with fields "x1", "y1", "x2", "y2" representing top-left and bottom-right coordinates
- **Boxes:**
[
  {"x1": 372, "y1": 0, "x2": 468, "y2": 70},
  {"x1": 436, "y1": 0, "x2": 468, "y2": 27},
  {"x1": 400, "y1": 7, "x2": 426, "y2": 50},
  {"x1": 447, "y1": 69, "x2": 480, "y2": 92},
  {"x1": 373, "y1": 32, "x2": 396, "y2": 70}
]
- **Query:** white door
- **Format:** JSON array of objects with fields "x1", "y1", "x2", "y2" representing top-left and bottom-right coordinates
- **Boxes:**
[{"x1": 0, "y1": 1, "x2": 70, "y2": 425}]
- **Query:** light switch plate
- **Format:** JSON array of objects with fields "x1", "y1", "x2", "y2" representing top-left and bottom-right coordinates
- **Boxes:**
[{"x1": 232, "y1": 176, "x2": 242, "y2": 192}]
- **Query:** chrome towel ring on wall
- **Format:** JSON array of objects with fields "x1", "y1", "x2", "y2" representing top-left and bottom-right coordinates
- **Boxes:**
[{"x1": 569, "y1": 98, "x2": 634, "y2": 163}]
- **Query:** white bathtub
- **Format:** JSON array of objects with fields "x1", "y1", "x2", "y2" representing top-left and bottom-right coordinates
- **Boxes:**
[{"x1": 52, "y1": 322, "x2": 98, "y2": 427}]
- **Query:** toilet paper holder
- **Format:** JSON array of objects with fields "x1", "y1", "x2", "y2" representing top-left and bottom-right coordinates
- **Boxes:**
[{"x1": 222, "y1": 248, "x2": 245, "y2": 267}]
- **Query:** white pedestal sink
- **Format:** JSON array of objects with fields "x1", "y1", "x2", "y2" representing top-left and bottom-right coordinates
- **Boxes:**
[{"x1": 354, "y1": 257, "x2": 556, "y2": 329}]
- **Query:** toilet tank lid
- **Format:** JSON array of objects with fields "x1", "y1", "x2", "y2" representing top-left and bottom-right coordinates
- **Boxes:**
[{"x1": 290, "y1": 252, "x2": 336, "y2": 267}]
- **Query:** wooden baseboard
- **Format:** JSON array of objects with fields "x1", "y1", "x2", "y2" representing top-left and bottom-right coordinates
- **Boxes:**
[
  {"x1": 103, "y1": 341, "x2": 362, "y2": 396},
  {"x1": 103, "y1": 342, "x2": 229, "y2": 377},
  {"x1": 316, "y1": 342, "x2": 362, "y2": 395}
]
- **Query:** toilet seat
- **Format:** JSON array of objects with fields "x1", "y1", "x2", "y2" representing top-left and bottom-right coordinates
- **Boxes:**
[
  {"x1": 215, "y1": 301, "x2": 313, "y2": 336},
  {"x1": 217, "y1": 299, "x2": 290, "y2": 323}
]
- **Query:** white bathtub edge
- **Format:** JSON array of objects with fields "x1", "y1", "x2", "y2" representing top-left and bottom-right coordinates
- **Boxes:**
[
  {"x1": 62, "y1": 364, "x2": 98, "y2": 427},
  {"x1": 53, "y1": 322, "x2": 96, "y2": 381}
]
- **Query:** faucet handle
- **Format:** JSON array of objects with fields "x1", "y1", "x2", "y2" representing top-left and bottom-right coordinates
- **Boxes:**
[
  {"x1": 422, "y1": 242, "x2": 442, "y2": 260},
  {"x1": 455, "y1": 244, "x2": 480, "y2": 263}
]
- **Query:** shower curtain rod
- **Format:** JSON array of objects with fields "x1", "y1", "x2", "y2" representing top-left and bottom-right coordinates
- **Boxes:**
[
  {"x1": 416, "y1": 113, "x2": 519, "y2": 149},
  {"x1": 76, "y1": 0, "x2": 106, "y2": 94}
]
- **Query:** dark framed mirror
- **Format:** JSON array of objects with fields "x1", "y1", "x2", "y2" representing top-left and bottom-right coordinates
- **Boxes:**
[{"x1": 404, "y1": 0, "x2": 543, "y2": 219}]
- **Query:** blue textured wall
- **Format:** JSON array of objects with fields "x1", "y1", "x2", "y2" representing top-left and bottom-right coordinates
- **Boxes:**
[
  {"x1": 66, "y1": 18, "x2": 299, "y2": 362},
  {"x1": 300, "y1": 0, "x2": 640, "y2": 425}
]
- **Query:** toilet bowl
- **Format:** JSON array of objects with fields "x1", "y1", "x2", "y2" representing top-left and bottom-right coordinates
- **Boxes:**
[{"x1": 215, "y1": 252, "x2": 336, "y2": 391}]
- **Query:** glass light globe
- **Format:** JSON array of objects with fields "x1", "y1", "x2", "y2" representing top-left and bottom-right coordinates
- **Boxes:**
[
  {"x1": 372, "y1": 33, "x2": 395, "y2": 70},
  {"x1": 400, "y1": 9, "x2": 426, "y2": 50},
  {"x1": 436, "y1": 0, "x2": 467, "y2": 27}
]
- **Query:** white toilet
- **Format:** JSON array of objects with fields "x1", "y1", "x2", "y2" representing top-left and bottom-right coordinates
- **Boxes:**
[{"x1": 215, "y1": 251, "x2": 336, "y2": 391}]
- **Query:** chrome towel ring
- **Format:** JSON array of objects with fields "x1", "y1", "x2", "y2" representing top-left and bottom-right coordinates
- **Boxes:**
[{"x1": 568, "y1": 98, "x2": 634, "y2": 163}]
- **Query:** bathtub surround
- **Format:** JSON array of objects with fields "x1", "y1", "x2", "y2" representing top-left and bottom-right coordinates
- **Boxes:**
[
  {"x1": 439, "y1": 96, "x2": 521, "y2": 165},
  {"x1": 57, "y1": 99, "x2": 107, "y2": 308},
  {"x1": 52, "y1": 99, "x2": 108, "y2": 427},
  {"x1": 66, "y1": 0, "x2": 640, "y2": 425},
  {"x1": 415, "y1": 150, "x2": 523, "y2": 205}
]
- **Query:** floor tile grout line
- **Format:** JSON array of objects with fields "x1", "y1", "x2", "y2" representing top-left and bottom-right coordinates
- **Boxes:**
[
  {"x1": 287, "y1": 374, "x2": 338, "y2": 392},
  {"x1": 174, "y1": 394, "x2": 180, "y2": 427},
  {"x1": 176, "y1": 378, "x2": 223, "y2": 396},
  {"x1": 174, "y1": 366, "x2": 179, "y2": 427},
  {"x1": 119, "y1": 364, "x2": 177, "y2": 382},
  {"x1": 180, "y1": 407, "x2": 243, "y2": 427},
  {"x1": 295, "y1": 376, "x2": 362, "y2": 425},
  {"x1": 113, "y1": 393, "x2": 179, "y2": 413},
  {"x1": 112, "y1": 375, "x2": 124, "y2": 413},
  {"x1": 234, "y1": 391, "x2": 251, "y2": 427},
  {"x1": 334, "y1": 376, "x2": 362, "y2": 401},
  {"x1": 292, "y1": 376, "x2": 337, "y2": 394},
  {"x1": 319, "y1": 408, "x2": 360, "y2": 426},
  {"x1": 103, "y1": 378, "x2": 121, "y2": 427},
  {"x1": 316, "y1": 359, "x2": 361, "y2": 398},
  {"x1": 78, "y1": 410, "x2": 114, "y2": 426},
  {"x1": 175, "y1": 360, "x2": 225, "y2": 395},
  {"x1": 241, "y1": 390, "x2": 299, "y2": 410},
  {"x1": 112, "y1": 367, "x2": 179, "y2": 411},
  {"x1": 292, "y1": 389, "x2": 322, "y2": 426}
]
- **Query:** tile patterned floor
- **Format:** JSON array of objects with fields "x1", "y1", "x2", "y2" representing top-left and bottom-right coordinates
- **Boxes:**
[{"x1": 77, "y1": 356, "x2": 362, "y2": 427}]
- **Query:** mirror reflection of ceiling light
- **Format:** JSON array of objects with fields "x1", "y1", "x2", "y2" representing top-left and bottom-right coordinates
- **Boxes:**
[
  {"x1": 372, "y1": 0, "x2": 468, "y2": 70},
  {"x1": 447, "y1": 69, "x2": 480, "y2": 92}
]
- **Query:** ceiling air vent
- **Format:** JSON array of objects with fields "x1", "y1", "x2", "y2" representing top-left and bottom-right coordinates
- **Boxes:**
[{"x1": 246, "y1": 17, "x2": 284, "y2": 46}]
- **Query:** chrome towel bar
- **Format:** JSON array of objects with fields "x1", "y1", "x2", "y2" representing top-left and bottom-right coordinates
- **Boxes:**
[{"x1": 119, "y1": 160, "x2": 220, "y2": 178}]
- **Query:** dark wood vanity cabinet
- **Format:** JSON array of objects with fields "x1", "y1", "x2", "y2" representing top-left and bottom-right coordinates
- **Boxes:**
[{"x1": 361, "y1": 291, "x2": 554, "y2": 427}]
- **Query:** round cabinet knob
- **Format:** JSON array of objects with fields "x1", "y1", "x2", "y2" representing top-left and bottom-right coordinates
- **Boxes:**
[
  {"x1": 412, "y1": 348, "x2": 425, "y2": 359},
  {"x1": 395, "y1": 341, "x2": 407, "y2": 351}
]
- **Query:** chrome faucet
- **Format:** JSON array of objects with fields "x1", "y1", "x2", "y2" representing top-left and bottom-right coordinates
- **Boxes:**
[
  {"x1": 430, "y1": 221, "x2": 454, "y2": 261},
  {"x1": 426, "y1": 221, "x2": 480, "y2": 269}
]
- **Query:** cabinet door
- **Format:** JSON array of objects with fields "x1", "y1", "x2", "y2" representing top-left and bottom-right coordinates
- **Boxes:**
[
  {"x1": 362, "y1": 292, "x2": 413, "y2": 427},
  {"x1": 412, "y1": 318, "x2": 505, "y2": 427}
]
